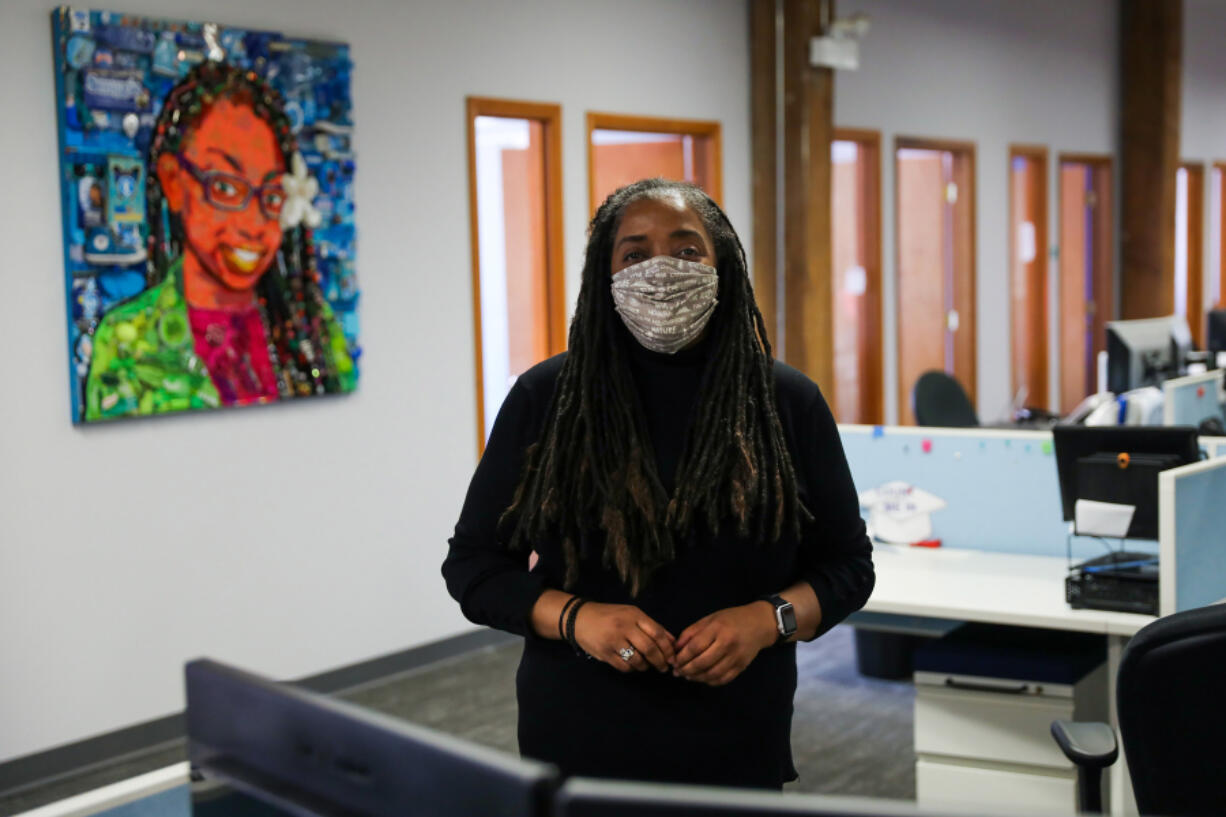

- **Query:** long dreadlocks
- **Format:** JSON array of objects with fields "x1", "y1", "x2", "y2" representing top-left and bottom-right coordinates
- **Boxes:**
[{"x1": 503, "y1": 179, "x2": 809, "y2": 595}]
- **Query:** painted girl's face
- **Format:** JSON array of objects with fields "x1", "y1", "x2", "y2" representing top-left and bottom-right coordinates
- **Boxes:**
[{"x1": 158, "y1": 97, "x2": 286, "y2": 292}]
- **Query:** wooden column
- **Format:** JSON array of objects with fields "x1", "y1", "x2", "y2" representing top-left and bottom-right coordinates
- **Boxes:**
[
  {"x1": 783, "y1": 0, "x2": 835, "y2": 388},
  {"x1": 750, "y1": 0, "x2": 779, "y2": 350},
  {"x1": 1119, "y1": 0, "x2": 1182, "y2": 319},
  {"x1": 751, "y1": 0, "x2": 835, "y2": 384}
]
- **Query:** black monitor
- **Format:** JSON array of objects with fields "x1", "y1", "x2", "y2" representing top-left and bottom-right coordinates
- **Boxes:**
[
  {"x1": 1209, "y1": 309, "x2": 1226, "y2": 360},
  {"x1": 186, "y1": 659, "x2": 558, "y2": 817},
  {"x1": 1106, "y1": 316, "x2": 1192, "y2": 393},
  {"x1": 555, "y1": 778, "x2": 929, "y2": 817},
  {"x1": 1051, "y1": 426, "x2": 1200, "y2": 539}
]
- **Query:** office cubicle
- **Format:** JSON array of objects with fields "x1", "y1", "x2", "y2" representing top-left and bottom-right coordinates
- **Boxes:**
[
  {"x1": 839, "y1": 424, "x2": 1226, "y2": 614},
  {"x1": 1162, "y1": 371, "x2": 1225, "y2": 428}
]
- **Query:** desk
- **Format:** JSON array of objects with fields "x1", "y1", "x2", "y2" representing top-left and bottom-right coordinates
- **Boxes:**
[
  {"x1": 863, "y1": 544, "x2": 1152, "y2": 636},
  {"x1": 855, "y1": 544, "x2": 1153, "y2": 817}
]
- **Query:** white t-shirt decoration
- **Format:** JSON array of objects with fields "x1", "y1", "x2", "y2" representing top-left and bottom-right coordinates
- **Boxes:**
[{"x1": 859, "y1": 481, "x2": 947, "y2": 544}]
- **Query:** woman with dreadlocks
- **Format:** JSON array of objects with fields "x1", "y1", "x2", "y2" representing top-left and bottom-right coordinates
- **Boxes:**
[
  {"x1": 84, "y1": 61, "x2": 354, "y2": 421},
  {"x1": 443, "y1": 179, "x2": 873, "y2": 789}
]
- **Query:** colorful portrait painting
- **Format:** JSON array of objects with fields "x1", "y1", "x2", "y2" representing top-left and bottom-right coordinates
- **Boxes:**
[{"x1": 51, "y1": 7, "x2": 360, "y2": 424}]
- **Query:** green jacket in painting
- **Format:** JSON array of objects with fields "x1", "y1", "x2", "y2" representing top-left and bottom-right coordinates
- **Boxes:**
[{"x1": 84, "y1": 257, "x2": 355, "y2": 421}]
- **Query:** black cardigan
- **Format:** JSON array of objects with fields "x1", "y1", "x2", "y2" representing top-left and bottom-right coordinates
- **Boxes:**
[{"x1": 442, "y1": 341, "x2": 874, "y2": 787}]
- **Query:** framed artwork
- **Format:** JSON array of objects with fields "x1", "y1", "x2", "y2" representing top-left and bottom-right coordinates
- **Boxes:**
[{"x1": 51, "y1": 7, "x2": 360, "y2": 424}]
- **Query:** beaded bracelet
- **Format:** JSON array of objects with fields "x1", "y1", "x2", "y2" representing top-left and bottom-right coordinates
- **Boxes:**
[
  {"x1": 557, "y1": 595, "x2": 580, "y2": 641},
  {"x1": 565, "y1": 598, "x2": 588, "y2": 657}
]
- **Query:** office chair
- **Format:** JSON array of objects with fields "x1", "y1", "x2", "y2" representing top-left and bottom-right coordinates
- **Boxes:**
[
  {"x1": 1198, "y1": 415, "x2": 1225, "y2": 437},
  {"x1": 1051, "y1": 602, "x2": 1226, "y2": 815},
  {"x1": 912, "y1": 370, "x2": 979, "y2": 427}
]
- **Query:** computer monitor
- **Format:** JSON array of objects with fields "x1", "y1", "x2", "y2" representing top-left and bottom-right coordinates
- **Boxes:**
[
  {"x1": 1208, "y1": 309, "x2": 1226, "y2": 361},
  {"x1": 186, "y1": 659, "x2": 558, "y2": 817},
  {"x1": 1051, "y1": 426, "x2": 1200, "y2": 539},
  {"x1": 1106, "y1": 316, "x2": 1192, "y2": 393},
  {"x1": 554, "y1": 777, "x2": 927, "y2": 817}
]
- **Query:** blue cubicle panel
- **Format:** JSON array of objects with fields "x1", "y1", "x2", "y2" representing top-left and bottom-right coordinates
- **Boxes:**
[
  {"x1": 1163, "y1": 371, "x2": 1225, "y2": 427},
  {"x1": 1166, "y1": 459, "x2": 1226, "y2": 613},
  {"x1": 838, "y1": 426, "x2": 1149, "y2": 562}
]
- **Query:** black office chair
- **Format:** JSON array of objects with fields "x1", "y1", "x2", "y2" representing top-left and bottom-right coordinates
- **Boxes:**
[
  {"x1": 912, "y1": 370, "x2": 979, "y2": 427},
  {"x1": 1052, "y1": 603, "x2": 1226, "y2": 815}
]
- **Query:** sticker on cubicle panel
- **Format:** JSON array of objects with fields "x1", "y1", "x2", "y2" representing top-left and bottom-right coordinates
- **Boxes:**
[{"x1": 860, "y1": 481, "x2": 946, "y2": 545}]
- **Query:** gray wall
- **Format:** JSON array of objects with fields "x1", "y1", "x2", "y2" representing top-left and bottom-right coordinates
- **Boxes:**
[
  {"x1": 835, "y1": 0, "x2": 1119, "y2": 421},
  {"x1": 0, "y1": 0, "x2": 751, "y2": 763},
  {"x1": 1182, "y1": 0, "x2": 1226, "y2": 308},
  {"x1": 836, "y1": 0, "x2": 1226, "y2": 420},
  {"x1": 1182, "y1": 0, "x2": 1226, "y2": 160}
]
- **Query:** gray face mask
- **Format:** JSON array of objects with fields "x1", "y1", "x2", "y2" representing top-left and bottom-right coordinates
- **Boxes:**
[{"x1": 610, "y1": 256, "x2": 719, "y2": 354}]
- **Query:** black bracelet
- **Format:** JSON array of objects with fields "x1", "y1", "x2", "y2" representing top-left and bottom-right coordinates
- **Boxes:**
[
  {"x1": 565, "y1": 598, "x2": 588, "y2": 656},
  {"x1": 557, "y1": 595, "x2": 580, "y2": 641}
]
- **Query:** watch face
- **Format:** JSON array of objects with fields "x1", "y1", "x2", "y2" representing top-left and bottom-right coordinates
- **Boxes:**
[{"x1": 778, "y1": 602, "x2": 798, "y2": 635}]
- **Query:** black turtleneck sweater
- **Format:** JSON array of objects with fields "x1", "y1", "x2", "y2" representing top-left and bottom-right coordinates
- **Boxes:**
[{"x1": 442, "y1": 340, "x2": 874, "y2": 788}]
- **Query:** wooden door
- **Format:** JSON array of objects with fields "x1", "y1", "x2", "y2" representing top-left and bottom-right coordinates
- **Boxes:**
[
  {"x1": 896, "y1": 139, "x2": 977, "y2": 425},
  {"x1": 1009, "y1": 147, "x2": 1049, "y2": 410},
  {"x1": 1215, "y1": 164, "x2": 1226, "y2": 308},
  {"x1": 1058, "y1": 156, "x2": 1114, "y2": 413},
  {"x1": 467, "y1": 98, "x2": 565, "y2": 453},
  {"x1": 586, "y1": 113, "x2": 722, "y2": 214},
  {"x1": 831, "y1": 129, "x2": 883, "y2": 424},
  {"x1": 590, "y1": 136, "x2": 686, "y2": 207},
  {"x1": 1176, "y1": 162, "x2": 1205, "y2": 346}
]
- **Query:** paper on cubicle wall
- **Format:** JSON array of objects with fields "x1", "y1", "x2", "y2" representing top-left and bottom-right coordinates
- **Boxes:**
[
  {"x1": 859, "y1": 481, "x2": 946, "y2": 544},
  {"x1": 1074, "y1": 499, "x2": 1135, "y2": 538}
]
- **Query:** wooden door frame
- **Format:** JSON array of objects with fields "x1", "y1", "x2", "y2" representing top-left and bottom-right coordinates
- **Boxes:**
[
  {"x1": 1179, "y1": 161, "x2": 1206, "y2": 346},
  {"x1": 833, "y1": 127, "x2": 884, "y2": 424},
  {"x1": 894, "y1": 136, "x2": 978, "y2": 419},
  {"x1": 1008, "y1": 144, "x2": 1050, "y2": 410},
  {"x1": 585, "y1": 112, "x2": 723, "y2": 214},
  {"x1": 1215, "y1": 161, "x2": 1226, "y2": 308},
  {"x1": 1057, "y1": 154, "x2": 1114, "y2": 410},
  {"x1": 466, "y1": 96, "x2": 566, "y2": 455}
]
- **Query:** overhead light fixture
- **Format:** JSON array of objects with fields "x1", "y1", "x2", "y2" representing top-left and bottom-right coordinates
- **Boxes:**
[{"x1": 810, "y1": 11, "x2": 870, "y2": 71}]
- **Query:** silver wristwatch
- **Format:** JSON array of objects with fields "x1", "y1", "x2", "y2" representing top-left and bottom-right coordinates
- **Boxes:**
[{"x1": 761, "y1": 594, "x2": 797, "y2": 644}]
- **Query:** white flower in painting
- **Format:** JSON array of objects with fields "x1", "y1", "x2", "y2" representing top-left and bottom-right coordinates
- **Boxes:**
[{"x1": 280, "y1": 152, "x2": 323, "y2": 230}]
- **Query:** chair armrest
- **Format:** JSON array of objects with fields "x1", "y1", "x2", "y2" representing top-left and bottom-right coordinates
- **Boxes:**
[{"x1": 1051, "y1": 719, "x2": 1119, "y2": 769}]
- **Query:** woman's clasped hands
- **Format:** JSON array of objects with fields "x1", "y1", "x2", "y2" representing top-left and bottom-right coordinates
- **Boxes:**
[{"x1": 573, "y1": 602, "x2": 777, "y2": 687}]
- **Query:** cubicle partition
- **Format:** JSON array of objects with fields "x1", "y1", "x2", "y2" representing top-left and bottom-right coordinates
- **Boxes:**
[
  {"x1": 1159, "y1": 457, "x2": 1226, "y2": 615},
  {"x1": 838, "y1": 424, "x2": 1136, "y2": 562},
  {"x1": 839, "y1": 424, "x2": 1226, "y2": 609},
  {"x1": 1163, "y1": 370, "x2": 1225, "y2": 427}
]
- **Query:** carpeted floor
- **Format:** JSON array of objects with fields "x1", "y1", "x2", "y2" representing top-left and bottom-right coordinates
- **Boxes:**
[{"x1": 0, "y1": 625, "x2": 915, "y2": 815}]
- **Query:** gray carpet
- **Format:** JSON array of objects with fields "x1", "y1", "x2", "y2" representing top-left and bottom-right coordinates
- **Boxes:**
[
  {"x1": 789, "y1": 626, "x2": 915, "y2": 797},
  {"x1": 0, "y1": 625, "x2": 914, "y2": 815}
]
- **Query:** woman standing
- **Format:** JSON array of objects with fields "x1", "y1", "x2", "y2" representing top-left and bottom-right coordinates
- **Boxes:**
[{"x1": 443, "y1": 179, "x2": 873, "y2": 789}]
